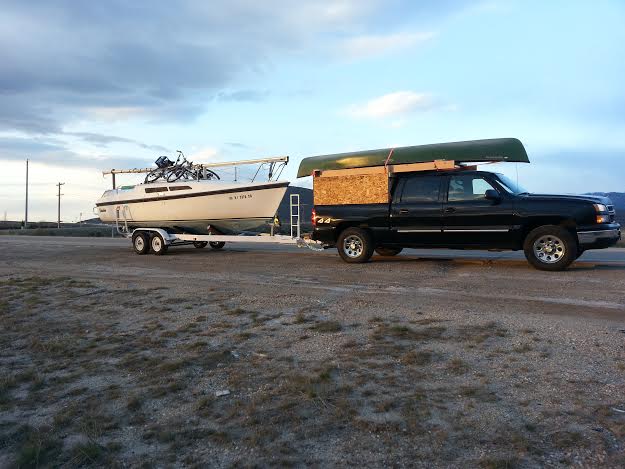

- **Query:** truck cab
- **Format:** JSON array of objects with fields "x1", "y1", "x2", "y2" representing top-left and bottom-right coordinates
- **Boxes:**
[{"x1": 312, "y1": 170, "x2": 621, "y2": 270}]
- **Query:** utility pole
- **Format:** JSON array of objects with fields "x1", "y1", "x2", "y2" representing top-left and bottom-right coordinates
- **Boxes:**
[
  {"x1": 25, "y1": 159, "x2": 29, "y2": 228},
  {"x1": 56, "y1": 182, "x2": 65, "y2": 228}
]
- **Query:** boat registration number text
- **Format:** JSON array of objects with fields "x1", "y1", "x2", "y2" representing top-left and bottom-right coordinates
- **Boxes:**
[{"x1": 229, "y1": 193, "x2": 253, "y2": 200}]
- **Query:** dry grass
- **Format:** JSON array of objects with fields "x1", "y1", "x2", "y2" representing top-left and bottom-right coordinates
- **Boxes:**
[
  {"x1": 310, "y1": 319, "x2": 342, "y2": 333},
  {"x1": 1, "y1": 275, "x2": 622, "y2": 467}
]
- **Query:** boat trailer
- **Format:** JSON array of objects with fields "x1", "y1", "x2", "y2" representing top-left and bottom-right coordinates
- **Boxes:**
[{"x1": 115, "y1": 194, "x2": 324, "y2": 255}]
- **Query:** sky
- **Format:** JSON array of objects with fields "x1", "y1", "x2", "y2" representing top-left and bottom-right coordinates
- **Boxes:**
[{"x1": 1, "y1": 0, "x2": 624, "y2": 222}]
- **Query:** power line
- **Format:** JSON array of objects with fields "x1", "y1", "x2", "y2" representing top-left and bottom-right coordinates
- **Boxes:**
[
  {"x1": 25, "y1": 159, "x2": 29, "y2": 228},
  {"x1": 56, "y1": 182, "x2": 65, "y2": 228}
]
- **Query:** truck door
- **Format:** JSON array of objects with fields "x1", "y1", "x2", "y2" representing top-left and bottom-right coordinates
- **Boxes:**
[
  {"x1": 442, "y1": 173, "x2": 516, "y2": 247},
  {"x1": 389, "y1": 174, "x2": 444, "y2": 245}
]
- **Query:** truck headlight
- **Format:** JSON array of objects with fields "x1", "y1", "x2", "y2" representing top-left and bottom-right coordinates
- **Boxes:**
[
  {"x1": 594, "y1": 203, "x2": 608, "y2": 213},
  {"x1": 596, "y1": 215, "x2": 610, "y2": 224}
]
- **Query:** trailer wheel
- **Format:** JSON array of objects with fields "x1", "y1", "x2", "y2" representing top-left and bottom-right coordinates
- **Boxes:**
[
  {"x1": 209, "y1": 241, "x2": 225, "y2": 250},
  {"x1": 132, "y1": 232, "x2": 150, "y2": 255},
  {"x1": 523, "y1": 225, "x2": 576, "y2": 271},
  {"x1": 375, "y1": 247, "x2": 403, "y2": 256},
  {"x1": 337, "y1": 227, "x2": 374, "y2": 263},
  {"x1": 150, "y1": 233, "x2": 168, "y2": 255},
  {"x1": 194, "y1": 241, "x2": 208, "y2": 249}
]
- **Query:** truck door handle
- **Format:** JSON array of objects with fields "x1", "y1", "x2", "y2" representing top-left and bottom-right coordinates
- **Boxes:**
[
  {"x1": 444, "y1": 207, "x2": 456, "y2": 214},
  {"x1": 399, "y1": 209, "x2": 410, "y2": 214}
]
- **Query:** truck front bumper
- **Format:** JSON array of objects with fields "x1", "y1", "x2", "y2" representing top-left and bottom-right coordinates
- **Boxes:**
[{"x1": 577, "y1": 224, "x2": 621, "y2": 248}]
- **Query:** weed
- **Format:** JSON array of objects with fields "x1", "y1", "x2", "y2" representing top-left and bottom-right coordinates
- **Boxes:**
[
  {"x1": 372, "y1": 324, "x2": 446, "y2": 341},
  {"x1": 513, "y1": 344, "x2": 532, "y2": 353},
  {"x1": 479, "y1": 456, "x2": 519, "y2": 469},
  {"x1": 400, "y1": 350, "x2": 433, "y2": 366},
  {"x1": 127, "y1": 394, "x2": 143, "y2": 411},
  {"x1": 71, "y1": 441, "x2": 104, "y2": 465},
  {"x1": 294, "y1": 311, "x2": 307, "y2": 324},
  {"x1": 447, "y1": 357, "x2": 469, "y2": 375},
  {"x1": 310, "y1": 320, "x2": 342, "y2": 333},
  {"x1": 14, "y1": 425, "x2": 62, "y2": 469}
]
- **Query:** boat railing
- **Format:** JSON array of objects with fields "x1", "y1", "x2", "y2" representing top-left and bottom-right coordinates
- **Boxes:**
[{"x1": 102, "y1": 156, "x2": 289, "y2": 189}]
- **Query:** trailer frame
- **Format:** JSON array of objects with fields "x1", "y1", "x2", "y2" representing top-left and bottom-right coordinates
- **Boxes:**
[{"x1": 116, "y1": 193, "x2": 323, "y2": 255}]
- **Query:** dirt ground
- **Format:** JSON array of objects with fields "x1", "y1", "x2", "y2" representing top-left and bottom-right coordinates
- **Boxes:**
[{"x1": 1, "y1": 237, "x2": 624, "y2": 468}]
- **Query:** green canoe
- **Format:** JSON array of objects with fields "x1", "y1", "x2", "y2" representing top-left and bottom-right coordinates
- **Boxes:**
[{"x1": 296, "y1": 138, "x2": 529, "y2": 178}]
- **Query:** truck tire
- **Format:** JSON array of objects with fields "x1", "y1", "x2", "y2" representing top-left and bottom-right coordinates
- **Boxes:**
[
  {"x1": 337, "y1": 227, "x2": 374, "y2": 263},
  {"x1": 375, "y1": 247, "x2": 403, "y2": 256},
  {"x1": 150, "y1": 233, "x2": 168, "y2": 255},
  {"x1": 523, "y1": 225, "x2": 577, "y2": 271},
  {"x1": 209, "y1": 241, "x2": 225, "y2": 250},
  {"x1": 132, "y1": 232, "x2": 150, "y2": 255}
]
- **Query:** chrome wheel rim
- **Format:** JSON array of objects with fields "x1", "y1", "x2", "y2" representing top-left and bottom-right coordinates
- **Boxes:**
[
  {"x1": 343, "y1": 235, "x2": 364, "y2": 258},
  {"x1": 533, "y1": 235, "x2": 565, "y2": 264},
  {"x1": 134, "y1": 237, "x2": 145, "y2": 251},
  {"x1": 152, "y1": 237, "x2": 162, "y2": 251}
]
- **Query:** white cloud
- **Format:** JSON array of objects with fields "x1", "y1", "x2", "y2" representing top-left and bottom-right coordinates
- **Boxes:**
[
  {"x1": 189, "y1": 147, "x2": 220, "y2": 163},
  {"x1": 341, "y1": 31, "x2": 435, "y2": 59},
  {"x1": 345, "y1": 91, "x2": 437, "y2": 119}
]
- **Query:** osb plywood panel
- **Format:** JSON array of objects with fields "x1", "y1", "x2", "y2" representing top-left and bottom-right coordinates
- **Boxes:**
[{"x1": 314, "y1": 173, "x2": 389, "y2": 205}]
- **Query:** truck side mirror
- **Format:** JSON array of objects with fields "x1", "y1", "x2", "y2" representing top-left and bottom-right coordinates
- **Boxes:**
[{"x1": 485, "y1": 189, "x2": 501, "y2": 202}]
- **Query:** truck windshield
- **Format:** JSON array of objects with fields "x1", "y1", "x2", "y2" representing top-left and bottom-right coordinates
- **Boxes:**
[{"x1": 495, "y1": 174, "x2": 529, "y2": 195}]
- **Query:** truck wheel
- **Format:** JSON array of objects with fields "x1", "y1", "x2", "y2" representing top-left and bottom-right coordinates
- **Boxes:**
[
  {"x1": 375, "y1": 247, "x2": 403, "y2": 257},
  {"x1": 523, "y1": 226, "x2": 576, "y2": 271},
  {"x1": 150, "y1": 233, "x2": 168, "y2": 255},
  {"x1": 194, "y1": 241, "x2": 208, "y2": 249},
  {"x1": 132, "y1": 232, "x2": 150, "y2": 255},
  {"x1": 209, "y1": 241, "x2": 225, "y2": 250},
  {"x1": 337, "y1": 228, "x2": 374, "y2": 263}
]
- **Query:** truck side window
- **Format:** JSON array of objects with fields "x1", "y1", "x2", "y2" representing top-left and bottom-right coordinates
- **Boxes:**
[
  {"x1": 401, "y1": 176, "x2": 441, "y2": 203},
  {"x1": 448, "y1": 175, "x2": 496, "y2": 201}
]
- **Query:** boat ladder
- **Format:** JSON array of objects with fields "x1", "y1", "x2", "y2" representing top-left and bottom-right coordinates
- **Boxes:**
[{"x1": 115, "y1": 205, "x2": 132, "y2": 238}]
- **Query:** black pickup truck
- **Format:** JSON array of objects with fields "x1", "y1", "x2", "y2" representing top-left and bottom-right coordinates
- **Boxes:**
[{"x1": 312, "y1": 170, "x2": 621, "y2": 270}]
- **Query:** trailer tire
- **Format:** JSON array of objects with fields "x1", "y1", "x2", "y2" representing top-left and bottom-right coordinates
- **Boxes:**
[
  {"x1": 523, "y1": 225, "x2": 576, "y2": 271},
  {"x1": 150, "y1": 233, "x2": 168, "y2": 255},
  {"x1": 337, "y1": 227, "x2": 374, "y2": 263},
  {"x1": 375, "y1": 247, "x2": 403, "y2": 256},
  {"x1": 209, "y1": 241, "x2": 225, "y2": 250},
  {"x1": 132, "y1": 232, "x2": 150, "y2": 255},
  {"x1": 194, "y1": 241, "x2": 208, "y2": 249}
]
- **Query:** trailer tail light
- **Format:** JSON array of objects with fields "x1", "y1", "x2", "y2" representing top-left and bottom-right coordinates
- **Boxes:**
[{"x1": 312, "y1": 208, "x2": 316, "y2": 226}]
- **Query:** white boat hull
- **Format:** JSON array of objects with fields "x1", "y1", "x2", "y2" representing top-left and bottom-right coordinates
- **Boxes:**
[{"x1": 96, "y1": 180, "x2": 289, "y2": 234}]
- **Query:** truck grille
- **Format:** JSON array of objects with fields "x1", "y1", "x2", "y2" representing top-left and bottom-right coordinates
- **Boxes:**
[{"x1": 608, "y1": 205, "x2": 616, "y2": 223}]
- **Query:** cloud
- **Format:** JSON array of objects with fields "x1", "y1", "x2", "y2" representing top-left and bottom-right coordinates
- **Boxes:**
[
  {"x1": 0, "y1": 136, "x2": 151, "y2": 170},
  {"x1": 345, "y1": 91, "x2": 439, "y2": 119},
  {"x1": 66, "y1": 132, "x2": 169, "y2": 152},
  {"x1": 340, "y1": 31, "x2": 435, "y2": 59},
  {"x1": 189, "y1": 148, "x2": 220, "y2": 163},
  {"x1": 0, "y1": 0, "x2": 383, "y2": 136},
  {"x1": 216, "y1": 90, "x2": 270, "y2": 102}
]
